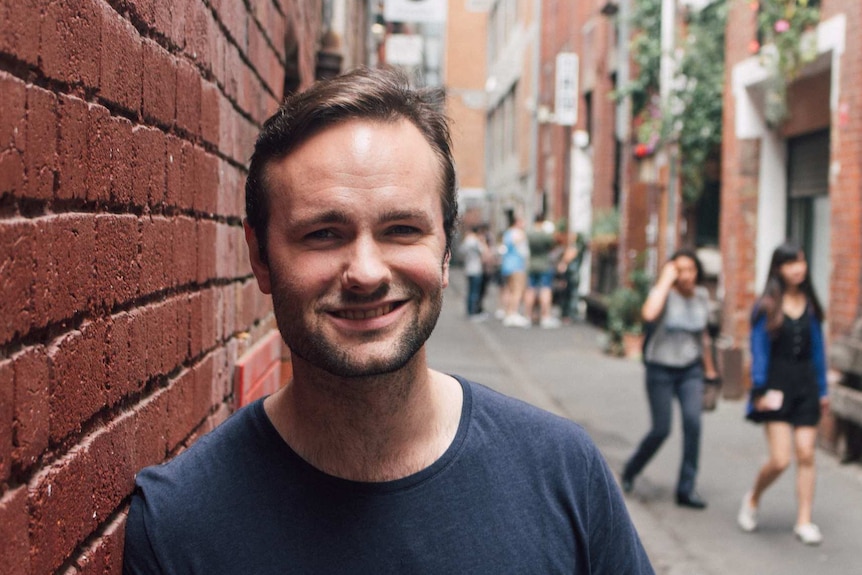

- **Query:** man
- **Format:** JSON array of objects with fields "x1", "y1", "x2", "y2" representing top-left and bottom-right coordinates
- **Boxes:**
[
  {"x1": 123, "y1": 68, "x2": 653, "y2": 574},
  {"x1": 523, "y1": 215, "x2": 561, "y2": 328}
]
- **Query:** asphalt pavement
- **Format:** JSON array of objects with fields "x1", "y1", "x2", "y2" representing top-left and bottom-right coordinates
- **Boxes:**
[{"x1": 426, "y1": 269, "x2": 862, "y2": 574}]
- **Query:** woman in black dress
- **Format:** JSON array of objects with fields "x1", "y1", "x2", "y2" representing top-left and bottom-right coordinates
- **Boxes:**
[{"x1": 737, "y1": 242, "x2": 829, "y2": 545}]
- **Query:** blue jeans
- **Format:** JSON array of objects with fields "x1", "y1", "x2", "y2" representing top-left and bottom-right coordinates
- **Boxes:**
[
  {"x1": 623, "y1": 362, "x2": 704, "y2": 496},
  {"x1": 466, "y1": 274, "x2": 484, "y2": 315}
]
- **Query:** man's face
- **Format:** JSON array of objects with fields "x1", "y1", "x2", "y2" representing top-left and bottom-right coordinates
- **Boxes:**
[{"x1": 246, "y1": 119, "x2": 450, "y2": 378}]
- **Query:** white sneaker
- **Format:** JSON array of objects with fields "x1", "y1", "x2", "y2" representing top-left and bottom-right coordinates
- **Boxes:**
[
  {"x1": 737, "y1": 493, "x2": 758, "y2": 532},
  {"x1": 794, "y1": 523, "x2": 822, "y2": 545},
  {"x1": 503, "y1": 314, "x2": 531, "y2": 328},
  {"x1": 540, "y1": 316, "x2": 561, "y2": 329}
]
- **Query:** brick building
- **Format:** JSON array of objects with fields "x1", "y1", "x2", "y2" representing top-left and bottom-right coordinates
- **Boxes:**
[
  {"x1": 444, "y1": 0, "x2": 488, "y2": 228},
  {"x1": 0, "y1": 0, "x2": 369, "y2": 572},
  {"x1": 720, "y1": 1, "x2": 861, "y2": 446}
]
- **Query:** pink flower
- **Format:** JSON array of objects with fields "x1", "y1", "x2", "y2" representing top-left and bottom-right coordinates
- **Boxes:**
[
  {"x1": 749, "y1": 40, "x2": 760, "y2": 54},
  {"x1": 774, "y1": 19, "x2": 790, "y2": 33}
]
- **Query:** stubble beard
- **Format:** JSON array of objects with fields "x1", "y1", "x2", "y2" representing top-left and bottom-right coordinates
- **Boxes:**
[{"x1": 271, "y1": 283, "x2": 444, "y2": 379}]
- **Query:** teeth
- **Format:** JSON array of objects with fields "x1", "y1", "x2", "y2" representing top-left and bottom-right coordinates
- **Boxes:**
[{"x1": 338, "y1": 303, "x2": 395, "y2": 320}]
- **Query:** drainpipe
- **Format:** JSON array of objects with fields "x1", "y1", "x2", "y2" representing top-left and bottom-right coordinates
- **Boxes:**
[
  {"x1": 528, "y1": 0, "x2": 542, "y2": 220},
  {"x1": 660, "y1": 0, "x2": 677, "y2": 257}
]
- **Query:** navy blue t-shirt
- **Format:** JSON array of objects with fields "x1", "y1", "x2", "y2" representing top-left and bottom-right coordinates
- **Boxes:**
[{"x1": 123, "y1": 376, "x2": 653, "y2": 574}]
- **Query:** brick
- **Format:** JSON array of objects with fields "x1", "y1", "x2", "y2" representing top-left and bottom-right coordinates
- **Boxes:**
[
  {"x1": 57, "y1": 94, "x2": 91, "y2": 201},
  {"x1": 178, "y1": 141, "x2": 199, "y2": 210},
  {"x1": 165, "y1": 368, "x2": 202, "y2": 451},
  {"x1": 12, "y1": 345, "x2": 50, "y2": 471},
  {"x1": 0, "y1": 72, "x2": 26, "y2": 151},
  {"x1": 131, "y1": 0, "x2": 171, "y2": 39},
  {"x1": 218, "y1": 92, "x2": 238, "y2": 162},
  {"x1": 142, "y1": 39, "x2": 177, "y2": 127},
  {"x1": 94, "y1": 214, "x2": 141, "y2": 308},
  {"x1": 131, "y1": 126, "x2": 167, "y2": 207},
  {"x1": 0, "y1": 149, "x2": 25, "y2": 198},
  {"x1": 89, "y1": 412, "x2": 136, "y2": 523},
  {"x1": 108, "y1": 311, "x2": 147, "y2": 399},
  {"x1": 106, "y1": 116, "x2": 136, "y2": 206},
  {"x1": 234, "y1": 329, "x2": 281, "y2": 407},
  {"x1": 164, "y1": 135, "x2": 189, "y2": 209},
  {"x1": 200, "y1": 80, "x2": 221, "y2": 147},
  {"x1": 72, "y1": 512, "x2": 126, "y2": 575},
  {"x1": 175, "y1": 58, "x2": 202, "y2": 137},
  {"x1": 32, "y1": 214, "x2": 96, "y2": 328},
  {"x1": 139, "y1": 216, "x2": 172, "y2": 295},
  {"x1": 29, "y1": 446, "x2": 97, "y2": 574},
  {"x1": 25, "y1": 86, "x2": 59, "y2": 200},
  {"x1": 132, "y1": 386, "x2": 169, "y2": 469},
  {"x1": 173, "y1": 216, "x2": 197, "y2": 286},
  {"x1": 217, "y1": 158, "x2": 243, "y2": 219},
  {"x1": 143, "y1": 297, "x2": 184, "y2": 377},
  {"x1": 41, "y1": 0, "x2": 102, "y2": 88},
  {"x1": 0, "y1": 360, "x2": 12, "y2": 483},
  {"x1": 100, "y1": 6, "x2": 143, "y2": 114},
  {"x1": 85, "y1": 103, "x2": 114, "y2": 203},
  {"x1": 196, "y1": 218, "x2": 217, "y2": 283},
  {"x1": 193, "y1": 147, "x2": 219, "y2": 214},
  {"x1": 0, "y1": 219, "x2": 34, "y2": 345},
  {"x1": 0, "y1": 0, "x2": 40, "y2": 66},
  {"x1": 168, "y1": 0, "x2": 188, "y2": 50},
  {"x1": 0, "y1": 487, "x2": 30, "y2": 575},
  {"x1": 184, "y1": 0, "x2": 214, "y2": 72},
  {"x1": 48, "y1": 319, "x2": 109, "y2": 442}
]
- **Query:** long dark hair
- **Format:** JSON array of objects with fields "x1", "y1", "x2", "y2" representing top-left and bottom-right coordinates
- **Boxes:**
[{"x1": 753, "y1": 241, "x2": 824, "y2": 335}]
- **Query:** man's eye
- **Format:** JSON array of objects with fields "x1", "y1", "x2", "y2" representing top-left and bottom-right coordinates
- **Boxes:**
[
  {"x1": 388, "y1": 225, "x2": 420, "y2": 235},
  {"x1": 306, "y1": 229, "x2": 336, "y2": 240}
]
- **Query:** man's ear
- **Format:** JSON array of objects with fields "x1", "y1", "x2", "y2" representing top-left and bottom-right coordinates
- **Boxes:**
[
  {"x1": 442, "y1": 250, "x2": 450, "y2": 289},
  {"x1": 244, "y1": 220, "x2": 272, "y2": 294}
]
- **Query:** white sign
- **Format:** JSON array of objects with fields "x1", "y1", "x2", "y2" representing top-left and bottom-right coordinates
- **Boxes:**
[
  {"x1": 385, "y1": 34, "x2": 424, "y2": 66},
  {"x1": 385, "y1": 0, "x2": 447, "y2": 23},
  {"x1": 555, "y1": 53, "x2": 579, "y2": 126}
]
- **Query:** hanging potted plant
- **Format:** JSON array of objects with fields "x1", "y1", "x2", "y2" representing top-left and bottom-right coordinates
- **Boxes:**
[{"x1": 752, "y1": 0, "x2": 820, "y2": 126}]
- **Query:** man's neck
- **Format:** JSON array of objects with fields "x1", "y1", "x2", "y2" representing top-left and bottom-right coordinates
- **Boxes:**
[{"x1": 263, "y1": 357, "x2": 463, "y2": 483}]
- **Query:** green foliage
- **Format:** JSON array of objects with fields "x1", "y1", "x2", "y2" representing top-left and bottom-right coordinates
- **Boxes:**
[
  {"x1": 606, "y1": 260, "x2": 651, "y2": 340},
  {"x1": 618, "y1": 0, "x2": 727, "y2": 204},
  {"x1": 607, "y1": 286, "x2": 645, "y2": 339},
  {"x1": 591, "y1": 208, "x2": 620, "y2": 239},
  {"x1": 676, "y1": 1, "x2": 727, "y2": 203},
  {"x1": 616, "y1": 0, "x2": 662, "y2": 117},
  {"x1": 755, "y1": 0, "x2": 820, "y2": 126}
]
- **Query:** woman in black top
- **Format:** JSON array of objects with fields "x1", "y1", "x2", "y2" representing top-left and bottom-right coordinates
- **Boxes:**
[{"x1": 737, "y1": 242, "x2": 829, "y2": 545}]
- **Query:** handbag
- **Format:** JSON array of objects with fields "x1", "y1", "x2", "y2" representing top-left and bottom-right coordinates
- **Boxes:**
[{"x1": 702, "y1": 376, "x2": 722, "y2": 412}]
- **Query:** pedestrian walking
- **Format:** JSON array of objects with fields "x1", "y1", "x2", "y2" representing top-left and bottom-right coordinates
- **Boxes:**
[
  {"x1": 621, "y1": 249, "x2": 718, "y2": 509},
  {"x1": 523, "y1": 217, "x2": 561, "y2": 328},
  {"x1": 123, "y1": 67, "x2": 654, "y2": 574},
  {"x1": 555, "y1": 232, "x2": 586, "y2": 323},
  {"x1": 736, "y1": 242, "x2": 829, "y2": 545},
  {"x1": 458, "y1": 224, "x2": 490, "y2": 320},
  {"x1": 499, "y1": 215, "x2": 531, "y2": 327}
]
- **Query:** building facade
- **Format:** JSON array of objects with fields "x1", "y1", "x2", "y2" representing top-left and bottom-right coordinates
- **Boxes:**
[{"x1": 721, "y1": 0, "x2": 862, "y2": 447}]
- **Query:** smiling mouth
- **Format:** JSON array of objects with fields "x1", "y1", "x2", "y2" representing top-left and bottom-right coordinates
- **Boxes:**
[{"x1": 333, "y1": 302, "x2": 402, "y2": 320}]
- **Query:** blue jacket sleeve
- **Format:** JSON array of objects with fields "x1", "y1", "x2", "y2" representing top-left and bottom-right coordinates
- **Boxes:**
[
  {"x1": 749, "y1": 314, "x2": 771, "y2": 391},
  {"x1": 810, "y1": 315, "x2": 828, "y2": 398}
]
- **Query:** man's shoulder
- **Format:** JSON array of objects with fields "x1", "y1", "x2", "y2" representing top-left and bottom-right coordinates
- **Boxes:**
[
  {"x1": 464, "y1": 379, "x2": 597, "y2": 455},
  {"x1": 134, "y1": 400, "x2": 266, "y2": 501}
]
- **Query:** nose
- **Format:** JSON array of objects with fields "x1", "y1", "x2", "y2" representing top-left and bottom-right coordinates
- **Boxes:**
[{"x1": 341, "y1": 235, "x2": 390, "y2": 292}]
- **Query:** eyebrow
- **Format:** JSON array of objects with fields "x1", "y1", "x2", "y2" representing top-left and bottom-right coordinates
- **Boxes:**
[{"x1": 293, "y1": 208, "x2": 434, "y2": 229}]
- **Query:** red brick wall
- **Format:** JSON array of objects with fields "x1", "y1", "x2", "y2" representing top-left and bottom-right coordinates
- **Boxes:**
[
  {"x1": 0, "y1": 1, "x2": 320, "y2": 573},
  {"x1": 719, "y1": 0, "x2": 761, "y2": 345},
  {"x1": 721, "y1": 0, "x2": 862, "y2": 348}
]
